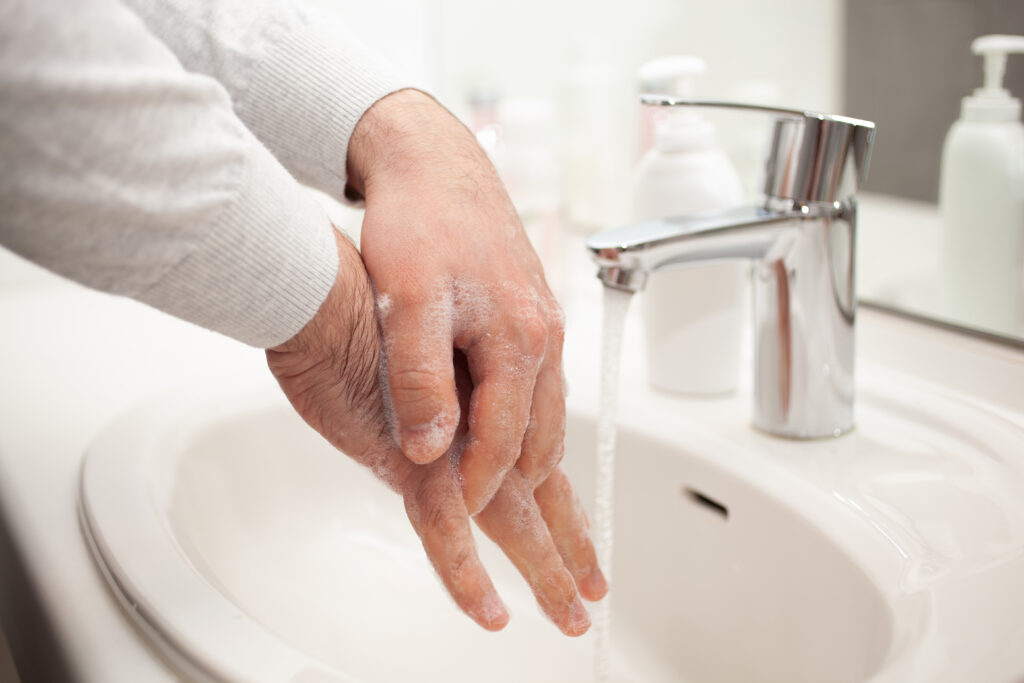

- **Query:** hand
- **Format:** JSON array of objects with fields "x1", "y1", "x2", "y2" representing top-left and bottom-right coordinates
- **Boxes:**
[
  {"x1": 266, "y1": 230, "x2": 607, "y2": 635},
  {"x1": 347, "y1": 89, "x2": 567, "y2": 515}
]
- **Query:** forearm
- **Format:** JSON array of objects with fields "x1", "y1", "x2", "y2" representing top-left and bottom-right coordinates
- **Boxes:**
[{"x1": 346, "y1": 89, "x2": 489, "y2": 200}]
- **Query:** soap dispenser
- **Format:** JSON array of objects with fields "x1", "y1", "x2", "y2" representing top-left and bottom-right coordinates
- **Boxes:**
[
  {"x1": 939, "y1": 34, "x2": 1024, "y2": 334},
  {"x1": 633, "y1": 56, "x2": 745, "y2": 394}
]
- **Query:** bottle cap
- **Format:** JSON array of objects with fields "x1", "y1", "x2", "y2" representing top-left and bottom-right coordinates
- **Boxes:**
[
  {"x1": 637, "y1": 56, "x2": 706, "y2": 98},
  {"x1": 638, "y1": 56, "x2": 714, "y2": 152},
  {"x1": 963, "y1": 34, "x2": 1024, "y2": 122}
]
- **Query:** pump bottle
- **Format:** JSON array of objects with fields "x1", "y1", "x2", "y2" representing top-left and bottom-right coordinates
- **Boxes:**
[
  {"x1": 939, "y1": 35, "x2": 1024, "y2": 335},
  {"x1": 633, "y1": 57, "x2": 745, "y2": 395}
]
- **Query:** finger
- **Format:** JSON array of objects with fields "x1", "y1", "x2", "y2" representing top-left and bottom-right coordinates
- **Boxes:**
[
  {"x1": 404, "y1": 463, "x2": 509, "y2": 631},
  {"x1": 458, "y1": 343, "x2": 539, "y2": 515},
  {"x1": 379, "y1": 291, "x2": 459, "y2": 464},
  {"x1": 534, "y1": 468, "x2": 608, "y2": 602},
  {"x1": 475, "y1": 469, "x2": 591, "y2": 636},
  {"x1": 515, "y1": 331, "x2": 566, "y2": 487}
]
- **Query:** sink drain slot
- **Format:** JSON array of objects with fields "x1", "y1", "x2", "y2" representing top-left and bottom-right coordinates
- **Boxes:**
[{"x1": 683, "y1": 487, "x2": 728, "y2": 519}]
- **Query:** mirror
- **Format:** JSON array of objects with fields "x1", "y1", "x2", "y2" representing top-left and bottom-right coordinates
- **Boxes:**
[{"x1": 844, "y1": 0, "x2": 1024, "y2": 341}]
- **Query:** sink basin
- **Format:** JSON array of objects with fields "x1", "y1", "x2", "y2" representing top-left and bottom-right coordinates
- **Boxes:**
[{"x1": 80, "y1": 367, "x2": 1024, "y2": 682}]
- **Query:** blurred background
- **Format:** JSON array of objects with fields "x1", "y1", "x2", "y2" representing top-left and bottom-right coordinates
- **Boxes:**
[{"x1": 305, "y1": 0, "x2": 1024, "y2": 343}]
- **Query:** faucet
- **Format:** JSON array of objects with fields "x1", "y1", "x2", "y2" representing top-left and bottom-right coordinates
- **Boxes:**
[{"x1": 588, "y1": 99, "x2": 875, "y2": 439}]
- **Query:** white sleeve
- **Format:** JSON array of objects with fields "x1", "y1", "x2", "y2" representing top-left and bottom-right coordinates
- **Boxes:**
[
  {"x1": 0, "y1": 0, "x2": 339, "y2": 348},
  {"x1": 121, "y1": 0, "x2": 413, "y2": 201}
]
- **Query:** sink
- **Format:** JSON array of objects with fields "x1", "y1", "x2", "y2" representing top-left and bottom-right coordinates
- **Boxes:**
[{"x1": 80, "y1": 366, "x2": 1024, "y2": 682}]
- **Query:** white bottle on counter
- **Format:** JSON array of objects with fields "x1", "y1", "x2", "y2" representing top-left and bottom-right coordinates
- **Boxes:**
[
  {"x1": 939, "y1": 34, "x2": 1024, "y2": 335},
  {"x1": 500, "y1": 99, "x2": 566, "y2": 303},
  {"x1": 633, "y1": 56, "x2": 745, "y2": 395}
]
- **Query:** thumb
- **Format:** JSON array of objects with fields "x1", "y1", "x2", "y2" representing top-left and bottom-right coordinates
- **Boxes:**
[{"x1": 380, "y1": 299, "x2": 459, "y2": 464}]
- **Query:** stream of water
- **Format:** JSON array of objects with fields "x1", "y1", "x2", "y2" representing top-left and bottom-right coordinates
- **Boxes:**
[{"x1": 593, "y1": 287, "x2": 634, "y2": 682}]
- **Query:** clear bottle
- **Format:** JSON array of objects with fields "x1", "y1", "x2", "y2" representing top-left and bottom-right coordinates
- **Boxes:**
[
  {"x1": 633, "y1": 57, "x2": 745, "y2": 395},
  {"x1": 939, "y1": 35, "x2": 1024, "y2": 336}
]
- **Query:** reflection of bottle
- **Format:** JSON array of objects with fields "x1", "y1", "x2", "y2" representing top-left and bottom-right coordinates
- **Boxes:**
[
  {"x1": 563, "y1": 36, "x2": 627, "y2": 234},
  {"x1": 501, "y1": 100, "x2": 565, "y2": 303},
  {"x1": 635, "y1": 56, "x2": 704, "y2": 160},
  {"x1": 939, "y1": 35, "x2": 1024, "y2": 335},
  {"x1": 633, "y1": 57, "x2": 745, "y2": 395}
]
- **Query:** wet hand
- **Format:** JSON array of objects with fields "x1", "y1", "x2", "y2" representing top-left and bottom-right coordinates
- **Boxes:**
[
  {"x1": 347, "y1": 89, "x2": 568, "y2": 515},
  {"x1": 266, "y1": 230, "x2": 607, "y2": 635}
]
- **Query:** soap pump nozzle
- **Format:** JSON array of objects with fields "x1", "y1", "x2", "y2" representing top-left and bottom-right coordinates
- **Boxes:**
[
  {"x1": 965, "y1": 34, "x2": 1024, "y2": 121},
  {"x1": 636, "y1": 56, "x2": 711, "y2": 152}
]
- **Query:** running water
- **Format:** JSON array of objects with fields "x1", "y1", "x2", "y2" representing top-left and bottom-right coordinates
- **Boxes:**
[{"x1": 593, "y1": 286, "x2": 634, "y2": 682}]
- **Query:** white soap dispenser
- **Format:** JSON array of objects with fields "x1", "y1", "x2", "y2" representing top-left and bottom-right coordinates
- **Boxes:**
[
  {"x1": 633, "y1": 57, "x2": 745, "y2": 395},
  {"x1": 939, "y1": 35, "x2": 1024, "y2": 335}
]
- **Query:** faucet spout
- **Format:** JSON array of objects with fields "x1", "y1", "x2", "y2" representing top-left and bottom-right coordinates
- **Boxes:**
[
  {"x1": 587, "y1": 200, "x2": 858, "y2": 440},
  {"x1": 588, "y1": 205, "x2": 800, "y2": 292},
  {"x1": 587, "y1": 98, "x2": 873, "y2": 439}
]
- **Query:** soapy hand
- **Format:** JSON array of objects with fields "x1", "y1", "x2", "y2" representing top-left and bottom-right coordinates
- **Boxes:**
[
  {"x1": 266, "y1": 230, "x2": 607, "y2": 635},
  {"x1": 346, "y1": 89, "x2": 568, "y2": 516}
]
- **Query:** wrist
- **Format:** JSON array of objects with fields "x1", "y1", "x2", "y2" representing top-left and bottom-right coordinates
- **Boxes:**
[
  {"x1": 345, "y1": 89, "x2": 485, "y2": 200},
  {"x1": 268, "y1": 229, "x2": 377, "y2": 388}
]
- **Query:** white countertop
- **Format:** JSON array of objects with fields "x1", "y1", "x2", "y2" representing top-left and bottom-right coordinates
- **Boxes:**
[{"x1": 2, "y1": 225, "x2": 1023, "y2": 681}]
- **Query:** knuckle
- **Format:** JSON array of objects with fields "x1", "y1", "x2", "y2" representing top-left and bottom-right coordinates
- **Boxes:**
[
  {"x1": 389, "y1": 367, "x2": 445, "y2": 410},
  {"x1": 524, "y1": 445, "x2": 563, "y2": 487},
  {"x1": 448, "y1": 546, "x2": 473, "y2": 580},
  {"x1": 436, "y1": 505, "x2": 467, "y2": 542},
  {"x1": 414, "y1": 483, "x2": 464, "y2": 541},
  {"x1": 517, "y1": 312, "x2": 548, "y2": 357}
]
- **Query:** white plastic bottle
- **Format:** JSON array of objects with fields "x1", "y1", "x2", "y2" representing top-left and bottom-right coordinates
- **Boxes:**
[
  {"x1": 633, "y1": 57, "x2": 745, "y2": 395},
  {"x1": 939, "y1": 35, "x2": 1024, "y2": 335},
  {"x1": 500, "y1": 99, "x2": 566, "y2": 303}
]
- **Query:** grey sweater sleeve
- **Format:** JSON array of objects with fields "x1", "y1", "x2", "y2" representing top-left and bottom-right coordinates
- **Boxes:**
[
  {"x1": 0, "y1": 0, "x2": 397, "y2": 347},
  {"x1": 122, "y1": 0, "x2": 411, "y2": 201}
]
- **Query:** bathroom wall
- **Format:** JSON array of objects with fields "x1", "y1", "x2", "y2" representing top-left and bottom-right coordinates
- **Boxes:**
[
  {"x1": 432, "y1": 0, "x2": 841, "y2": 112},
  {"x1": 305, "y1": 0, "x2": 843, "y2": 232},
  {"x1": 0, "y1": 627, "x2": 21, "y2": 683},
  {"x1": 430, "y1": 0, "x2": 843, "y2": 227},
  {"x1": 305, "y1": 0, "x2": 843, "y2": 116},
  {"x1": 306, "y1": 0, "x2": 435, "y2": 86}
]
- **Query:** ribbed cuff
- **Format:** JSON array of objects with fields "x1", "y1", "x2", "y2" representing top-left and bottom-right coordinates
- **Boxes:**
[
  {"x1": 237, "y1": 7, "x2": 414, "y2": 203},
  {"x1": 137, "y1": 151, "x2": 339, "y2": 348}
]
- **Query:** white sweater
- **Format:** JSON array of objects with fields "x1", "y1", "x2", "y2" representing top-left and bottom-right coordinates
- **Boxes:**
[{"x1": 0, "y1": 0, "x2": 407, "y2": 347}]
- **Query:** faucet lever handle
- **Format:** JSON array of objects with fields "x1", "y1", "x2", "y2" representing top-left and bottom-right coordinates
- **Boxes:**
[{"x1": 639, "y1": 97, "x2": 876, "y2": 205}]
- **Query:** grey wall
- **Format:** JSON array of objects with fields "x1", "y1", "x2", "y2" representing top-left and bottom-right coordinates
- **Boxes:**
[{"x1": 845, "y1": 0, "x2": 1024, "y2": 202}]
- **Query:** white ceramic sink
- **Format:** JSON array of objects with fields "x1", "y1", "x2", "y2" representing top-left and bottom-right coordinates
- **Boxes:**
[{"x1": 79, "y1": 356, "x2": 1024, "y2": 683}]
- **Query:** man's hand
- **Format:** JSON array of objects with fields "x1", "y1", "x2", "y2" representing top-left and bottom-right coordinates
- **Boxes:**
[
  {"x1": 267, "y1": 230, "x2": 607, "y2": 635},
  {"x1": 347, "y1": 89, "x2": 567, "y2": 516}
]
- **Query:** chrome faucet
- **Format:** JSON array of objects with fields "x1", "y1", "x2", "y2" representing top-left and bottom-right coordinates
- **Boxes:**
[{"x1": 588, "y1": 99, "x2": 875, "y2": 439}]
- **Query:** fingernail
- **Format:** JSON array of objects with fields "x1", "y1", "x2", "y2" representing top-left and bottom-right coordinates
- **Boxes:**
[
  {"x1": 401, "y1": 417, "x2": 453, "y2": 464},
  {"x1": 581, "y1": 567, "x2": 609, "y2": 598},
  {"x1": 566, "y1": 598, "x2": 591, "y2": 636},
  {"x1": 475, "y1": 591, "x2": 509, "y2": 631},
  {"x1": 464, "y1": 475, "x2": 503, "y2": 517}
]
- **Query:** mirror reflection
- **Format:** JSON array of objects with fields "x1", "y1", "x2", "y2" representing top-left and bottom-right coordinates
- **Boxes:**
[{"x1": 846, "y1": 0, "x2": 1024, "y2": 341}]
